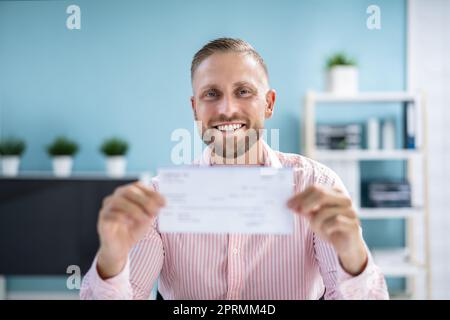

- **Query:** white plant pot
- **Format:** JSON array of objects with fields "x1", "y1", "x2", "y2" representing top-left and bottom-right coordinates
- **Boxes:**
[
  {"x1": 105, "y1": 156, "x2": 127, "y2": 177},
  {"x1": 52, "y1": 156, "x2": 73, "y2": 177},
  {"x1": 1, "y1": 156, "x2": 21, "y2": 177},
  {"x1": 327, "y1": 66, "x2": 358, "y2": 95}
]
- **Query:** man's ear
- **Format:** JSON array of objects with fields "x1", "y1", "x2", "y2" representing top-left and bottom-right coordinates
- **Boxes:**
[
  {"x1": 190, "y1": 96, "x2": 195, "y2": 111},
  {"x1": 191, "y1": 96, "x2": 199, "y2": 121},
  {"x1": 265, "y1": 89, "x2": 276, "y2": 119}
]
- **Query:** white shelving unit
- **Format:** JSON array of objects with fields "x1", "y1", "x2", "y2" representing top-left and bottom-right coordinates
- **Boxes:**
[{"x1": 303, "y1": 91, "x2": 430, "y2": 299}]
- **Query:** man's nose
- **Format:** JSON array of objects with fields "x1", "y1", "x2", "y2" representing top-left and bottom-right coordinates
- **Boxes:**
[{"x1": 217, "y1": 95, "x2": 239, "y2": 117}]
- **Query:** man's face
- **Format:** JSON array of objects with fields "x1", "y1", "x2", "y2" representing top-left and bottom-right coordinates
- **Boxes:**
[{"x1": 191, "y1": 52, "x2": 276, "y2": 159}]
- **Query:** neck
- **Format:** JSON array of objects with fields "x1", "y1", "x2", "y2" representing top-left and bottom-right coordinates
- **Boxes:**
[{"x1": 211, "y1": 139, "x2": 265, "y2": 166}]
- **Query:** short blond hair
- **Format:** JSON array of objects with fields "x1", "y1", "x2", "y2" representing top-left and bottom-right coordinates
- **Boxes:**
[{"x1": 191, "y1": 38, "x2": 268, "y2": 81}]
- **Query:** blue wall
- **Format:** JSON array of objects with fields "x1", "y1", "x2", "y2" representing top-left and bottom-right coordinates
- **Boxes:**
[
  {"x1": 0, "y1": 0, "x2": 406, "y2": 294},
  {"x1": 0, "y1": 0, "x2": 405, "y2": 172}
]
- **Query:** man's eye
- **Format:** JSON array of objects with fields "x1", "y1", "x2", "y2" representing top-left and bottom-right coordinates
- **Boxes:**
[
  {"x1": 238, "y1": 88, "x2": 252, "y2": 97},
  {"x1": 205, "y1": 90, "x2": 218, "y2": 98}
]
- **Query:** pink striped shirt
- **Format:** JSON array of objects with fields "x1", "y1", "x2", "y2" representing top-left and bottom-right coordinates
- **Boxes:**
[{"x1": 80, "y1": 141, "x2": 389, "y2": 300}]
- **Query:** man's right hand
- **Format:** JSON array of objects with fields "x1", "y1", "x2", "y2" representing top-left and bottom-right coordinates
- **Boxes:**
[{"x1": 96, "y1": 182, "x2": 166, "y2": 279}]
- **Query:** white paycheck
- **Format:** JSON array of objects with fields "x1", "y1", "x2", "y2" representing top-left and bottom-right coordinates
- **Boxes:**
[{"x1": 157, "y1": 166, "x2": 295, "y2": 234}]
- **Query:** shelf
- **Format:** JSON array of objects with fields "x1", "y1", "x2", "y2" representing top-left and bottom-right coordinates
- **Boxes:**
[
  {"x1": 303, "y1": 90, "x2": 430, "y2": 298},
  {"x1": 306, "y1": 91, "x2": 417, "y2": 103},
  {"x1": 359, "y1": 207, "x2": 422, "y2": 219},
  {"x1": 371, "y1": 248, "x2": 423, "y2": 277},
  {"x1": 380, "y1": 263, "x2": 422, "y2": 277},
  {"x1": 313, "y1": 149, "x2": 422, "y2": 161},
  {"x1": 389, "y1": 293, "x2": 414, "y2": 300},
  {"x1": 0, "y1": 171, "x2": 143, "y2": 181}
]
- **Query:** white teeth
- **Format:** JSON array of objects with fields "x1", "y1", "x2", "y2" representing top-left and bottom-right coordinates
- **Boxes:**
[{"x1": 217, "y1": 124, "x2": 244, "y2": 132}]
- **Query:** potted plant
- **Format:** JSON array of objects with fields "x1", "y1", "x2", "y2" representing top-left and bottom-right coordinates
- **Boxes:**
[
  {"x1": 0, "y1": 137, "x2": 26, "y2": 176},
  {"x1": 100, "y1": 137, "x2": 129, "y2": 177},
  {"x1": 326, "y1": 53, "x2": 358, "y2": 95},
  {"x1": 46, "y1": 136, "x2": 79, "y2": 177}
]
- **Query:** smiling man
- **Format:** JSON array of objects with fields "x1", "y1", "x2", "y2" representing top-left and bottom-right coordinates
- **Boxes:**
[{"x1": 80, "y1": 38, "x2": 389, "y2": 300}]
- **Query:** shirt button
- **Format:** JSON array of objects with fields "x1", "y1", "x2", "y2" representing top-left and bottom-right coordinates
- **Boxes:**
[{"x1": 233, "y1": 248, "x2": 239, "y2": 255}]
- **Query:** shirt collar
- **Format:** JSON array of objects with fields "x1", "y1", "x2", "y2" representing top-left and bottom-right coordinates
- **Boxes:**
[{"x1": 198, "y1": 139, "x2": 282, "y2": 168}]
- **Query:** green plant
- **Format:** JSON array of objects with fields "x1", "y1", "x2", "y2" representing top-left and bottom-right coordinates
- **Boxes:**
[
  {"x1": 46, "y1": 136, "x2": 79, "y2": 156},
  {"x1": 0, "y1": 137, "x2": 26, "y2": 156},
  {"x1": 100, "y1": 137, "x2": 129, "y2": 156},
  {"x1": 326, "y1": 53, "x2": 357, "y2": 69}
]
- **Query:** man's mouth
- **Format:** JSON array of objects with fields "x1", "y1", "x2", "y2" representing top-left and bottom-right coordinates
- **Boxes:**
[{"x1": 213, "y1": 123, "x2": 246, "y2": 133}]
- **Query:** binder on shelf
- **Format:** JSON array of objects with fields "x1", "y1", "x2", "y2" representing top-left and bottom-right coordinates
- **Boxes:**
[{"x1": 403, "y1": 102, "x2": 417, "y2": 149}]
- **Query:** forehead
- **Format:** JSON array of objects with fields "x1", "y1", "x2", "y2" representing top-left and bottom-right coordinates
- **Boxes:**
[{"x1": 192, "y1": 52, "x2": 268, "y2": 91}]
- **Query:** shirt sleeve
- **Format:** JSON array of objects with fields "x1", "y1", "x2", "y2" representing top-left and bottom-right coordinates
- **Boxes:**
[
  {"x1": 79, "y1": 218, "x2": 164, "y2": 300},
  {"x1": 336, "y1": 245, "x2": 390, "y2": 300},
  {"x1": 314, "y1": 234, "x2": 389, "y2": 300},
  {"x1": 312, "y1": 162, "x2": 390, "y2": 300}
]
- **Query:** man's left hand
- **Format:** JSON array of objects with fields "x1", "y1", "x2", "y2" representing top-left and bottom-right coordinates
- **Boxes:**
[{"x1": 287, "y1": 185, "x2": 368, "y2": 276}]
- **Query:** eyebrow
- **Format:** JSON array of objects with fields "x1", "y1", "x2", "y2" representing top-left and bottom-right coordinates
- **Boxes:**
[
  {"x1": 232, "y1": 81, "x2": 257, "y2": 91},
  {"x1": 197, "y1": 84, "x2": 220, "y2": 94},
  {"x1": 198, "y1": 81, "x2": 258, "y2": 93}
]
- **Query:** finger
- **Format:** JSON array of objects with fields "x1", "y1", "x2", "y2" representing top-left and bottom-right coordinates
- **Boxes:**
[
  {"x1": 121, "y1": 186, "x2": 150, "y2": 212},
  {"x1": 106, "y1": 196, "x2": 149, "y2": 224},
  {"x1": 332, "y1": 186, "x2": 345, "y2": 194},
  {"x1": 287, "y1": 186, "x2": 316, "y2": 210},
  {"x1": 309, "y1": 206, "x2": 355, "y2": 232},
  {"x1": 134, "y1": 181, "x2": 154, "y2": 195},
  {"x1": 287, "y1": 185, "x2": 350, "y2": 215},
  {"x1": 300, "y1": 186, "x2": 351, "y2": 214},
  {"x1": 121, "y1": 185, "x2": 164, "y2": 216},
  {"x1": 134, "y1": 183, "x2": 166, "y2": 206},
  {"x1": 135, "y1": 180, "x2": 154, "y2": 191},
  {"x1": 287, "y1": 185, "x2": 333, "y2": 212},
  {"x1": 101, "y1": 194, "x2": 142, "y2": 223},
  {"x1": 102, "y1": 195, "x2": 113, "y2": 208},
  {"x1": 321, "y1": 214, "x2": 358, "y2": 239},
  {"x1": 101, "y1": 209, "x2": 134, "y2": 227}
]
